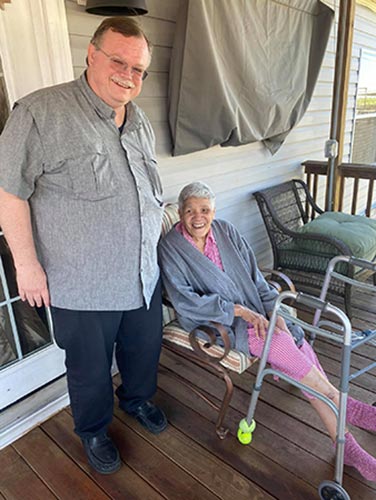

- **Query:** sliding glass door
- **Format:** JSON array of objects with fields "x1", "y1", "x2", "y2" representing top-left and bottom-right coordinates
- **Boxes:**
[{"x1": 0, "y1": 55, "x2": 65, "y2": 410}]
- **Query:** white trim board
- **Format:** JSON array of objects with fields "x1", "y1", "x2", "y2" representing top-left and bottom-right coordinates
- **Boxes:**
[
  {"x1": 0, "y1": 344, "x2": 66, "y2": 410},
  {"x1": 0, "y1": 376, "x2": 69, "y2": 450},
  {"x1": 0, "y1": 359, "x2": 119, "y2": 449}
]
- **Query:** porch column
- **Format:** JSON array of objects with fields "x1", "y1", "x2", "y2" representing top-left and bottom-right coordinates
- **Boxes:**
[{"x1": 326, "y1": 0, "x2": 356, "y2": 211}]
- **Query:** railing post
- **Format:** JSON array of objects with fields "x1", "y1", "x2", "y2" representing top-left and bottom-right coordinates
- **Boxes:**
[{"x1": 366, "y1": 179, "x2": 374, "y2": 217}]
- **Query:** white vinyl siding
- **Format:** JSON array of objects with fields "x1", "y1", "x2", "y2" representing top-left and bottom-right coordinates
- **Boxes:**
[{"x1": 65, "y1": 0, "x2": 376, "y2": 266}]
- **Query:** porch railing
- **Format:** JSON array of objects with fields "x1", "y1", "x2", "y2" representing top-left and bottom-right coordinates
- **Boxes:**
[{"x1": 302, "y1": 160, "x2": 376, "y2": 217}]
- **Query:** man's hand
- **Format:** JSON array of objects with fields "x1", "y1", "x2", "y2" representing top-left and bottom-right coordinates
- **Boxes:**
[
  {"x1": 0, "y1": 189, "x2": 50, "y2": 308},
  {"x1": 16, "y1": 261, "x2": 50, "y2": 307},
  {"x1": 234, "y1": 304, "x2": 269, "y2": 339}
]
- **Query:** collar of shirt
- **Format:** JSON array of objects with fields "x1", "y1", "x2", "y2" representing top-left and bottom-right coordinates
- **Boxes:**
[
  {"x1": 176, "y1": 221, "x2": 216, "y2": 255},
  {"x1": 78, "y1": 72, "x2": 143, "y2": 131}
]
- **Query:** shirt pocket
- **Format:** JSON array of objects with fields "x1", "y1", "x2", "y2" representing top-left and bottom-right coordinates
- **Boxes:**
[
  {"x1": 145, "y1": 157, "x2": 163, "y2": 206},
  {"x1": 68, "y1": 152, "x2": 120, "y2": 201}
]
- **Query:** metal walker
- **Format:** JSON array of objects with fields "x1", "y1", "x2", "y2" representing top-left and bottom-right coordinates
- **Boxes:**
[{"x1": 237, "y1": 256, "x2": 376, "y2": 500}]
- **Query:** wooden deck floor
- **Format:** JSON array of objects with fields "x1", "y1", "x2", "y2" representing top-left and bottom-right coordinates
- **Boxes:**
[{"x1": 0, "y1": 335, "x2": 376, "y2": 500}]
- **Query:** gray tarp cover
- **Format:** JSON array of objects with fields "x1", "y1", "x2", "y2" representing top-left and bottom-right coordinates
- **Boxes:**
[{"x1": 168, "y1": 0, "x2": 334, "y2": 156}]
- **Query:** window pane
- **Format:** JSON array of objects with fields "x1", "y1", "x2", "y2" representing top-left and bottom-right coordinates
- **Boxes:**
[
  {"x1": 0, "y1": 237, "x2": 19, "y2": 300},
  {"x1": 0, "y1": 305, "x2": 17, "y2": 368},
  {"x1": 12, "y1": 302, "x2": 52, "y2": 357},
  {"x1": 0, "y1": 240, "x2": 52, "y2": 367},
  {"x1": 352, "y1": 49, "x2": 376, "y2": 165}
]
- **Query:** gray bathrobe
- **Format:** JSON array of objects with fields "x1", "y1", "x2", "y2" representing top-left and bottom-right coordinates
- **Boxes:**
[{"x1": 159, "y1": 219, "x2": 303, "y2": 355}]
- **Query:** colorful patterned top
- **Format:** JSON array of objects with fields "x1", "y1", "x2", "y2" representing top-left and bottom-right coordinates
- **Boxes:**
[{"x1": 175, "y1": 221, "x2": 224, "y2": 270}]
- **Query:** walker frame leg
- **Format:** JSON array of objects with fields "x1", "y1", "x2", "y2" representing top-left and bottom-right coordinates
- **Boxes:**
[{"x1": 238, "y1": 284, "x2": 360, "y2": 500}]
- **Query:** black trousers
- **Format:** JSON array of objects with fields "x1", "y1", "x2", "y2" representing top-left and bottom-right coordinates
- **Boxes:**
[{"x1": 51, "y1": 279, "x2": 163, "y2": 438}]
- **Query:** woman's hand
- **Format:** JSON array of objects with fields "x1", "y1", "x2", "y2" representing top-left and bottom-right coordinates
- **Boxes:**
[
  {"x1": 274, "y1": 315, "x2": 289, "y2": 334},
  {"x1": 234, "y1": 304, "x2": 269, "y2": 339},
  {"x1": 271, "y1": 314, "x2": 296, "y2": 339}
]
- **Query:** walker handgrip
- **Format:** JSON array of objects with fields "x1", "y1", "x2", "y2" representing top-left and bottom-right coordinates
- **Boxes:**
[
  {"x1": 294, "y1": 292, "x2": 329, "y2": 311},
  {"x1": 348, "y1": 257, "x2": 376, "y2": 272}
]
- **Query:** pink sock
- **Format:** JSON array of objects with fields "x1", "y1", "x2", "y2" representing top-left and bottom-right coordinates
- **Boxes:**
[
  {"x1": 347, "y1": 397, "x2": 376, "y2": 432},
  {"x1": 342, "y1": 433, "x2": 376, "y2": 481}
]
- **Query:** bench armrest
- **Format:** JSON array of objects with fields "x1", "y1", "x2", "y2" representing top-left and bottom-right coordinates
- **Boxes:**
[
  {"x1": 189, "y1": 322, "x2": 231, "y2": 363},
  {"x1": 261, "y1": 268, "x2": 296, "y2": 292}
]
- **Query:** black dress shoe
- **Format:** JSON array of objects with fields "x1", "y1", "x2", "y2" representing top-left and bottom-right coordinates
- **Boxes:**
[
  {"x1": 82, "y1": 433, "x2": 121, "y2": 474},
  {"x1": 127, "y1": 401, "x2": 168, "y2": 434}
]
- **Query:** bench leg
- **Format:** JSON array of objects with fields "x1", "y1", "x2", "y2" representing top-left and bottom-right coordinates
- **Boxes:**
[
  {"x1": 192, "y1": 355, "x2": 234, "y2": 439},
  {"x1": 161, "y1": 343, "x2": 234, "y2": 438},
  {"x1": 214, "y1": 367, "x2": 233, "y2": 439}
]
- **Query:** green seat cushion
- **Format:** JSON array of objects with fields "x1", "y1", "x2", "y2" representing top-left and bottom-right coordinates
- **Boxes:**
[
  {"x1": 297, "y1": 212, "x2": 376, "y2": 261},
  {"x1": 278, "y1": 212, "x2": 376, "y2": 273}
]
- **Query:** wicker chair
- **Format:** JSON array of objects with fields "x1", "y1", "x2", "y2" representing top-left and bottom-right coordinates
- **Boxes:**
[
  {"x1": 160, "y1": 203, "x2": 295, "y2": 438},
  {"x1": 253, "y1": 179, "x2": 376, "y2": 318}
]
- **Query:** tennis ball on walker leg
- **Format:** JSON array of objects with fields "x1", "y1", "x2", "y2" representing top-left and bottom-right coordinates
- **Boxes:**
[{"x1": 237, "y1": 418, "x2": 256, "y2": 444}]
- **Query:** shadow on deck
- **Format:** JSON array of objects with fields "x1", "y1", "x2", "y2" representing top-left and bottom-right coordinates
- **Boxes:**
[{"x1": 1, "y1": 328, "x2": 376, "y2": 500}]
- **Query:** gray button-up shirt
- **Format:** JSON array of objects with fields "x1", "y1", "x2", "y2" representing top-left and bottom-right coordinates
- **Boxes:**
[{"x1": 0, "y1": 74, "x2": 163, "y2": 310}]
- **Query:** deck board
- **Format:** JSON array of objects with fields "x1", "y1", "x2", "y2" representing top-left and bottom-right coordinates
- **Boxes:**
[
  {"x1": 42, "y1": 410, "x2": 164, "y2": 500},
  {"x1": 0, "y1": 337, "x2": 375, "y2": 500},
  {"x1": 12, "y1": 427, "x2": 109, "y2": 500},
  {"x1": 160, "y1": 351, "x2": 375, "y2": 498},
  {"x1": 0, "y1": 446, "x2": 56, "y2": 500},
  {"x1": 152, "y1": 388, "x2": 317, "y2": 499},
  {"x1": 113, "y1": 407, "x2": 270, "y2": 499},
  {"x1": 106, "y1": 415, "x2": 219, "y2": 500}
]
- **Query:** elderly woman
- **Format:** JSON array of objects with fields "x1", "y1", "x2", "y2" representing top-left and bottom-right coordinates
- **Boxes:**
[{"x1": 159, "y1": 181, "x2": 376, "y2": 482}]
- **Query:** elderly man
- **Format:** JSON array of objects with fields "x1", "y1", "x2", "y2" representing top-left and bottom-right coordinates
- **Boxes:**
[{"x1": 0, "y1": 17, "x2": 166, "y2": 474}]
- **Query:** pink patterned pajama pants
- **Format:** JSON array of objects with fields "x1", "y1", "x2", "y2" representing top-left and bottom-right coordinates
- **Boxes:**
[{"x1": 248, "y1": 327, "x2": 327, "y2": 399}]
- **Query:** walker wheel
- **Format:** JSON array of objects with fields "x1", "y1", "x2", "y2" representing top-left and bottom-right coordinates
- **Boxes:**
[
  {"x1": 318, "y1": 480, "x2": 350, "y2": 500},
  {"x1": 237, "y1": 418, "x2": 256, "y2": 445}
]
